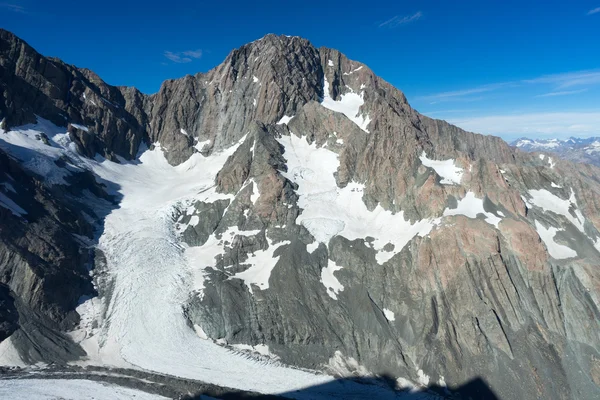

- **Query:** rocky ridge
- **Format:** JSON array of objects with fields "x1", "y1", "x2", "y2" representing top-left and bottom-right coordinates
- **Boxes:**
[{"x1": 0, "y1": 29, "x2": 599, "y2": 400}]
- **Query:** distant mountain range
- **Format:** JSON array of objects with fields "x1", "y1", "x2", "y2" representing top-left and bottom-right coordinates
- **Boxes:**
[{"x1": 512, "y1": 137, "x2": 600, "y2": 166}]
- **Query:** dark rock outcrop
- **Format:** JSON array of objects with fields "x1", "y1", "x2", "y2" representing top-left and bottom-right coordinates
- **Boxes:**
[
  {"x1": 0, "y1": 29, "x2": 148, "y2": 161},
  {"x1": 0, "y1": 145, "x2": 115, "y2": 362}
]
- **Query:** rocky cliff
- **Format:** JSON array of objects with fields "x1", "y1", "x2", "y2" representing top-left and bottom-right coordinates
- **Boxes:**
[{"x1": 1, "y1": 29, "x2": 599, "y2": 399}]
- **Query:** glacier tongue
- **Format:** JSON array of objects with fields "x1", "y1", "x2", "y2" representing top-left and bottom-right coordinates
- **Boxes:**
[
  {"x1": 0, "y1": 117, "x2": 418, "y2": 396},
  {"x1": 70, "y1": 138, "x2": 338, "y2": 394}
]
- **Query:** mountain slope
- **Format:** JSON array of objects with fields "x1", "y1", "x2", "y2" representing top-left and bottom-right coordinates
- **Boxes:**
[
  {"x1": 513, "y1": 136, "x2": 600, "y2": 167},
  {"x1": 1, "y1": 29, "x2": 599, "y2": 400}
]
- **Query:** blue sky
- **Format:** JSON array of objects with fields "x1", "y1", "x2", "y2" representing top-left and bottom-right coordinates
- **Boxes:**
[{"x1": 2, "y1": 0, "x2": 599, "y2": 140}]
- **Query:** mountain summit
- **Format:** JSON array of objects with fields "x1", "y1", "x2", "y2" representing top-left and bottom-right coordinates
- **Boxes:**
[{"x1": 1, "y1": 29, "x2": 600, "y2": 399}]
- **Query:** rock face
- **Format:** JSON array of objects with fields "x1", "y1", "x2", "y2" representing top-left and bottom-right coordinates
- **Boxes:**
[
  {"x1": 0, "y1": 29, "x2": 148, "y2": 161},
  {"x1": 0, "y1": 144, "x2": 116, "y2": 362},
  {"x1": 1, "y1": 29, "x2": 600, "y2": 399},
  {"x1": 512, "y1": 136, "x2": 600, "y2": 167}
]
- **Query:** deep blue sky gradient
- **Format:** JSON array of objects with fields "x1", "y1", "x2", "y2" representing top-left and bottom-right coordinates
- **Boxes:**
[{"x1": 2, "y1": 0, "x2": 599, "y2": 139}]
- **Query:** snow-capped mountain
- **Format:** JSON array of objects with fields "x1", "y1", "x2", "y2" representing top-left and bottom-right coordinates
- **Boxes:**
[
  {"x1": 1, "y1": 28, "x2": 600, "y2": 400},
  {"x1": 512, "y1": 137, "x2": 600, "y2": 166}
]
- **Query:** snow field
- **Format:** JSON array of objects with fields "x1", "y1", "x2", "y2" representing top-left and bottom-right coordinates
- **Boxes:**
[
  {"x1": 321, "y1": 77, "x2": 371, "y2": 133},
  {"x1": 419, "y1": 152, "x2": 463, "y2": 185},
  {"x1": 0, "y1": 379, "x2": 168, "y2": 400}
]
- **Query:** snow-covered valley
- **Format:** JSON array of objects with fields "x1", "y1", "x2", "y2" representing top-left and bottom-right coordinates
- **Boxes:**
[{"x1": 72, "y1": 140, "x2": 340, "y2": 395}]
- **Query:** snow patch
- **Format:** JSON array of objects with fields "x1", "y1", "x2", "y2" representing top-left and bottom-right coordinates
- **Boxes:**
[
  {"x1": 187, "y1": 225, "x2": 261, "y2": 297},
  {"x1": 419, "y1": 152, "x2": 463, "y2": 185},
  {"x1": 230, "y1": 343, "x2": 277, "y2": 359},
  {"x1": 343, "y1": 66, "x2": 363, "y2": 75},
  {"x1": 417, "y1": 368, "x2": 430, "y2": 386},
  {"x1": 229, "y1": 238, "x2": 290, "y2": 294},
  {"x1": 71, "y1": 123, "x2": 89, "y2": 132},
  {"x1": 321, "y1": 77, "x2": 371, "y2": 133},
  {"x1": 328, "y1": 59, "x2": 334, "y2": 67},
  {"x1": 0, "y1": 336, "x2": 26, "y2": 367},
  {"x1": 252, "y1": 75, "x2": 259, "y2": 83},
  {"x1": 193, "y1": 324, "x2": 209, "y2": 340},
  {"x1": 250, "y1": 179, "x2": 260, "y2": 203},
  {"x1": 516, "y1": 139, "x2": 533, "y2": 147},
  {"x1": 0, "y1": 192, "x2": 27, "y2": 217},
  {"x1": 306, "y1": 241, "x2": 319, "y2": 253},
  {"x1": 585, "y1": 141, "x2": 600, "y2": 154},
  {"x1": 180, "y1": 128, "x2": 189, "y2": 136},
  {"x1": 534, "y1": 221, "x2": 578, "y2": 259},
  {"x1": 0, "y1": 117, "x2": 80, "y2": 185},
  {"x1": 438, "y1": 376, "x2": 447, "y2": 387},
  {"x1": 321, "y1": 260, "x2": 344, "y2": 300},
  {"x1": 443, "y1": 191, "x2": 501, "y2": 228},
  {"x1": 277, "y1": 115, "x2": 293, "y2": 125},
  {"x1": 82, "y1": 92, "x2": 98, "y2": 106},
  {"x1": 383, "y1": 308, "x2": 395, "y2": 321},
  {"x1": 326, "y1": 351, "x2": 371, "y2": 377},
  {"x1": 194, "y1": 139, "x2": 210, "y2": 152},
  {"x1": 188, "y1": 215, "x2": 200, "y2": 226},
  {"x1": 517, "y1": 139, "x2": 560, "y2": 149},
  {"x1": 527, "y1": 189, "x2": 585, "y2": 232},
  {"x1": 539, "y1": 154, "x2": 556, "y2": 168}
]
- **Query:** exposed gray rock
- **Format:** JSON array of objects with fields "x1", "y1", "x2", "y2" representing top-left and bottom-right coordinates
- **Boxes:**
[
  {"x1": 0, "y1": 284, "x2": 18, "y2": 341},
  {"x1": 0, "y1": 29, "x2": 148, "y2": 161},
  {"x1": 0, "y1": 146, "x2": 114, "y2": 362},
  {"x1": 178, "y1": 199, "x2": 230, "y2": 247}
]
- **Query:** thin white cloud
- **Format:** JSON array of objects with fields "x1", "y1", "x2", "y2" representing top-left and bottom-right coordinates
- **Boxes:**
[
  {"x1": 0, "y1": 3, "x2": 25, "y2": 12},
  {"x1": 182, "y1": 49, "x2": 202, "y2": 58},
  {"x1": 535, "y1": 88, "x2": 589, "y2": 98},
  {"x1": 524, "y1": 70, "x2": 600, "y2": 89},
  {"x1": 587, "y1": 7, "x2": 600, "y2": 15},
  {"x1": 425, "y1": 109, "x2": 476, "y2": 115},
  {"x1": 379, "y1": 11, "x2": 423, "y2": 28},
  {"x1": 163, "y1": 49, "x2": 202, "y2": 64},
  {"x1": 419, "y1": 83, "x2": 510, "y2": 102},
  {"x1": 448, "y1": 111, "x2": 600, "y2": 139},
  {"x1": 419, "y1": 69, "x2": 600, "y2": 103}
]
